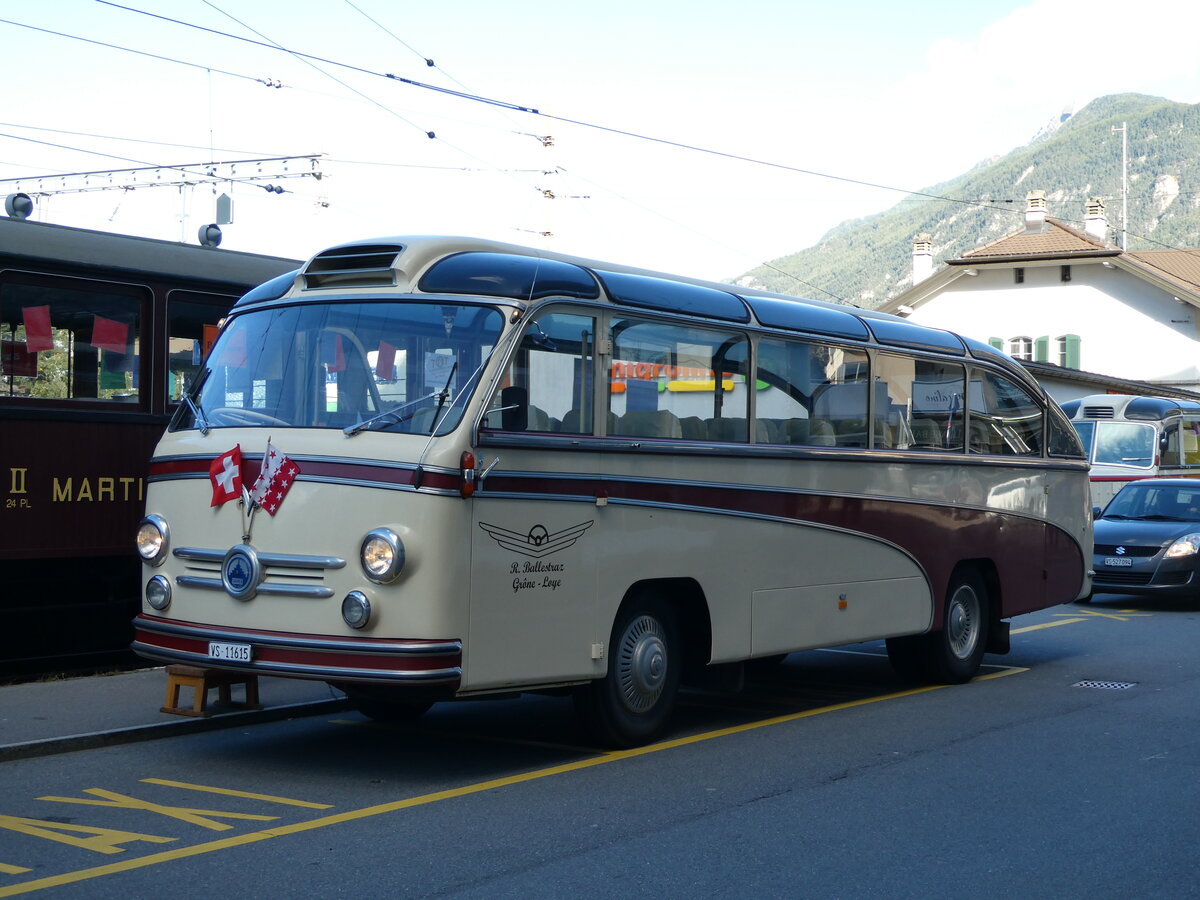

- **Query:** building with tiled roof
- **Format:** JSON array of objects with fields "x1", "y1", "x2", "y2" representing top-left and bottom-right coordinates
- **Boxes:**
[{"x1": 880, "y1": 191, "x2": 1200, "y2": 399}]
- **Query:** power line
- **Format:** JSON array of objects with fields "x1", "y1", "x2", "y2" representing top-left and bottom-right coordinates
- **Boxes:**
[{"x1": 90, "y1": 1, "x2": 1020, "y2": 219}]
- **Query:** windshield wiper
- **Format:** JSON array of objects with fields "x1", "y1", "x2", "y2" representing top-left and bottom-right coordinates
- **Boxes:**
[
  {"x1": 182, "y1": 368, "x2": 212, "y2": 434},
  {"x1": 343, "y1": 392, "x2": 437, "y2": 437}
]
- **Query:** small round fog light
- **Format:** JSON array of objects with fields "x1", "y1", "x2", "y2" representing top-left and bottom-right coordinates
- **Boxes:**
[
  {"x1": 360, "y1": 528, "x2": 405, "y2": 583},
  {"x1": 136, "y1": 515, "x2": 170, "y2": 566},
  {"x1": 342, "y1": 591, "x2": 371, "y2": 629},
  {"x1": 146, "y1": 575, "x2": 172, "y2": 611}
]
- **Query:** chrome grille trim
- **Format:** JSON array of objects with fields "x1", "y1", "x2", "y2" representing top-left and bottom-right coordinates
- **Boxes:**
[
  {"x1": 177, "y1": 575, "x2": 334, "y2": 598},
  {"x1": 175, "y1": 547, "x2": 345, "y2": 569}
]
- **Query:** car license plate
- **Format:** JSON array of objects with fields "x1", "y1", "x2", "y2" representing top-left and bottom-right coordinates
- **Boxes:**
[
  {"x1": 1103, "y1": 557, "x2": 1133, "y2": 567},
  {"x1": 208, "y1": 641, "x2": 252, "y2": 662}
]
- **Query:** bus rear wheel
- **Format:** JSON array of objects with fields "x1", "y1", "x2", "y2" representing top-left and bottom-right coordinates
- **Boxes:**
[
  {"x1": 886, "y1": 567, "x2": 989, "y2": 684},
  {"x1": 575, "y1": 596, "x2": 680, "y2": 748}
]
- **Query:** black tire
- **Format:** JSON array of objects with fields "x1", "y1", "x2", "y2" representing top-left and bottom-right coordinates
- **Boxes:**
[
  {"x1": 929, "y1": 568, "x2": 989, "y2": 683},
  {"x1": 575, "y1": 596, "x2": 681, "y2": 748},
  {"x1": 886, "y1": 567, "x2": 989, "y2": 685}
]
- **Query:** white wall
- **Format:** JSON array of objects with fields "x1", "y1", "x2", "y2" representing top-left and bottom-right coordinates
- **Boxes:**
[{"x1": 907, "y1": 261, "x2": 1200, "y2": 388}]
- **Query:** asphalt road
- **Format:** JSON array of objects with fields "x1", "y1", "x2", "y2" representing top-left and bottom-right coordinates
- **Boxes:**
[{"x1": 2, "y1": 593, "x2": 1198, "y2": 899}]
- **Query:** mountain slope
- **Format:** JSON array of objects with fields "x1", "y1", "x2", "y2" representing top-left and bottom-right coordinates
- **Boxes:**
[{"x1": 736, "y1": 94, "x2": 1200, "y2": 307}]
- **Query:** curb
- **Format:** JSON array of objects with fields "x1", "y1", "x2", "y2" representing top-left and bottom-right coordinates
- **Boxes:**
[{"x1": 0, "y1": 698, "x2": 352, "y2": 763}]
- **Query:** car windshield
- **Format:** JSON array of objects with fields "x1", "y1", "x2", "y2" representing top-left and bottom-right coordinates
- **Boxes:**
[
  {"x1": 1103, "y1": 483, "x2": 1200, "y2": 521},
  {"x1": 173, "y1": 300, "x2": 505, "y2": 434}
]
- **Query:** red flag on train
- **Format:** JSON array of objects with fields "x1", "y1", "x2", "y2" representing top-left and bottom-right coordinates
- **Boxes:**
[
  {"x1": 209, "y1": 445, "x2": 243, "y2": 507},
  {"x1": 251, "y1": 441, "x2": 300, "y2": 516}
]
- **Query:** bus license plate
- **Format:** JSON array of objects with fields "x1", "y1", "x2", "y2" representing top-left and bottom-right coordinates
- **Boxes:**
[
  {"x1": 208, "y1": 641, "x2": 252, "y2": 662},
  {"x1": 1103, "y1": 557, "x2": 1133, "y2": 567}
]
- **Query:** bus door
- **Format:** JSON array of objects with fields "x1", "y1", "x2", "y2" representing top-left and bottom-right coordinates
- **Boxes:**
[{"x1": 468, "y1": 310, "x2": 604, "y2": 689}]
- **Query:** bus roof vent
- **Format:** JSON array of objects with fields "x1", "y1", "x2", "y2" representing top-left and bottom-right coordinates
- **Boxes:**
[
  {"x1": 1082, "y1": 405, "x2": 1116, "y2": 418},
  {"x1": 302, "y1": 243, "x2": 405, "y2": 289}
]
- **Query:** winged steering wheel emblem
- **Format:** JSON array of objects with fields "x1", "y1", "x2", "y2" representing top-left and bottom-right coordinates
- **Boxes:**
[{"x1": 479, "y1": 521, "x2": 594, "y2": 558}]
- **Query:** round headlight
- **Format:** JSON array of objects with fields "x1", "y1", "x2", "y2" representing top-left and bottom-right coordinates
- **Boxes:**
[
  {"x1": 342, "y1": 591, "x2": 371, "y2": 629},
  {"x1": 136, "y1": 515, "x2": 170, "y2": 566},
  {"x1": 146, "y1": 575, "x2": 172, "y2": 611},
  {"x1": 361, "y1": 528, "x2": 405, "y2": 583}
]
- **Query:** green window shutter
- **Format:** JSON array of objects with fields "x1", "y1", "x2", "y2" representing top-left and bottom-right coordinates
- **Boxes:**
[
  {"x1": 988, "y1": 337, "x2": 1003, "y2": 350},
  {"x1": 1062, "y1": 334, "x2": 1081, "y2": 369},
  {"x1": 1034, "y1": 336, "x2": 1050, "y2": 363}
]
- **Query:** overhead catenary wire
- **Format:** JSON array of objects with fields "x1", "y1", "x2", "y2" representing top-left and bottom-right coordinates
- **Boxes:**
[{"x1": 89, "y1": 1, "x2": 1023, "y2": 220}]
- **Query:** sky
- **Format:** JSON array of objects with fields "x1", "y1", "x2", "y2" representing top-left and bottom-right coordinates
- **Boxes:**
[{"x1": 3, "y1": 0, "x2": 1200, "y2": 283}]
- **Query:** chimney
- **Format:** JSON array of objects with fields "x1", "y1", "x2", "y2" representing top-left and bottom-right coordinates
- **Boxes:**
[
  {"x1": 1084, "y1": 196, "x2": 1108, "y2": 241},
  {"x1": 912, "y1": 233, "x2": 934, "y2": 285},
  {"x1": 1025, "y1": 190, "x2": 1048, "y2": 233}
]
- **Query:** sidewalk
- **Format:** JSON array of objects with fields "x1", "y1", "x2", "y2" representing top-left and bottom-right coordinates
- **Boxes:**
[{"x1": 0, "y1": 666, "x2": 349, "y2": 762}]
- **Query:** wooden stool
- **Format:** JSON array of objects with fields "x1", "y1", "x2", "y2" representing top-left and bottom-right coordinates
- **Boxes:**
[{"x1": 161, "y1": 664, "x2": 261, "y2": 717}]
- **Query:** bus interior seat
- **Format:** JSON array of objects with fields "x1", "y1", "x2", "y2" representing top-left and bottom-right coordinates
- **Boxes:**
[
  {"x1": 680, "y1": 416, "x2": 707, "y2": 440},
  {"x1": 706, "y1": 417, "x2": 748, "y2": 442},
  {"x1": 807, "y1": 419, "x2": 836, "y2": 446},
  {"x1": 616, "y1": 409, "x2": 683, "y2": 439}
]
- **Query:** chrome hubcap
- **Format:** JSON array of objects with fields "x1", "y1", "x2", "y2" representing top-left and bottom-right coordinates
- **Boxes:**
[
  {"x1": 947, "y1": 584, "x2": 981, "y2": 660},
  {"x1": 616, "y1": 614, "x2": 668, "y2": 713}
]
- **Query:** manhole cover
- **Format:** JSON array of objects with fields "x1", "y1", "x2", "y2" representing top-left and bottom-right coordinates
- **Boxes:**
[{"x1": 1073, "y1": 680, "x2": 1137, "y2": 690}]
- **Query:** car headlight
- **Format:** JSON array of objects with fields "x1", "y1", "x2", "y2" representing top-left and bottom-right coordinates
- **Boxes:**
[
  {"x1": 1166, "y1": 534, "x2": 1200, "y2": 558},
  {"x1": 360, "y1": 528, "x2": 405, "y2": 583},
  {"x1": 136, "y1": 515, "x2": 170, "y2": 566}
]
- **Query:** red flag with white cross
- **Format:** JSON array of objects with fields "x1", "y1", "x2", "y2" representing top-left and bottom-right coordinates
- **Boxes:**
[{"x1": 208, "y1": 445, "x2": 243, "y2": 507}]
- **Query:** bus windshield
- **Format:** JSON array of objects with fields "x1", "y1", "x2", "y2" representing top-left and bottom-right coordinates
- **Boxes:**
[
  {"x1": 175, "y1": 300, "x2": 505, "y2": 433},
  {"x1": 1092, "y1": 421, "x2": 1156, "y2": 469}
]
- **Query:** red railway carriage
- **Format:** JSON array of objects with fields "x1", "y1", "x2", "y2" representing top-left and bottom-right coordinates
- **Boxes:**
[{"x1": 0, "y1": 215, "x2": 296, "y2": 673}]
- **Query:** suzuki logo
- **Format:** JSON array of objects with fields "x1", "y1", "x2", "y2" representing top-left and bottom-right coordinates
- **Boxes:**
[{"x1": 1115, "y1": 546, "x2": 1126, "y2": 555}]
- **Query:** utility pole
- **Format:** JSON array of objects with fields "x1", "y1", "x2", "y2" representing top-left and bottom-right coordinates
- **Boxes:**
[{"x1": 1112, "y1": 122, "x2": 1128, "y2": 250}]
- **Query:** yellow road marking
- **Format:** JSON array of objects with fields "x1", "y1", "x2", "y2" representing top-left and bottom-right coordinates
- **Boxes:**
[
  {"x1": 0, "y1": 868, "x2": 29, "y2": 877},
  {"x1": 1057, "y1": 608, "x2": 1153, "y2": 622},
  {"x1": 1013, "y1": 618, "x2": 1087, "y2": 632},
  {"x1": 0, "y1": 680, "x2": 964, "y2": 897},
  {"x1": 139, "y1": 780, "x2": 333, "y2": 810}
]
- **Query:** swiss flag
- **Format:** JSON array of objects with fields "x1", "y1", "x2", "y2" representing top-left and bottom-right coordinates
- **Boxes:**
[
  {"x1": 251, "y1": 441, "x2": 300, "y2": 516},
  {"x1": 209, "y1": 445, "x2": 243, "y2": 507}
]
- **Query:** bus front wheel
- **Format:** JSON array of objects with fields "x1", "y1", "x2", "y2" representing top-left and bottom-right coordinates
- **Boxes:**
[
  {"x1": 575, "y1": 596, "x2": 681, "y2": 748},
  {"x1": 887, "y1": 567, "x2": 989, "y2": 684}
]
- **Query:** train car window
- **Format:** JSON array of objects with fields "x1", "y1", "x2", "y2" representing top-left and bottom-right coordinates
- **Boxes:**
[
  {"x1": 166, "y1": 291, "x2": 238, "y2": 402},
  {"x1": 1, "y1": 275, "x2": 146, "y2": 405}
]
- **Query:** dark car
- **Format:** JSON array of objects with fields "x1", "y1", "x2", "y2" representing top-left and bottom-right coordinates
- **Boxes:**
[{"x1": 1091, "y1": 478, "x2": 1200, "y2": 601}]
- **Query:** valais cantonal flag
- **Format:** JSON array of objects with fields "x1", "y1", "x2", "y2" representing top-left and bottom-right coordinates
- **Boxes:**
[
  {"x1": 251, "y1": 442, "x2": 300, "y2": 516},
  {"x1": 208, "y1": 445, "x2": 243, "y2": 507}
]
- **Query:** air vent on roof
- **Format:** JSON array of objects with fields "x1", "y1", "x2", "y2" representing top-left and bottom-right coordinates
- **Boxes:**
[
  {"x1": 1082, "y1": 405, "x2": 1116, "y2": 419},
  {"x1": 303, "y1": 243, "x2": 404, "y2": 289}
]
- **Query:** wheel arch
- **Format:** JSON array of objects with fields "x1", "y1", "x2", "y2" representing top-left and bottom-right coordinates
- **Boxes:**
[{"x1": 618, "y1": 576, "x2": 712, "y2": 678}]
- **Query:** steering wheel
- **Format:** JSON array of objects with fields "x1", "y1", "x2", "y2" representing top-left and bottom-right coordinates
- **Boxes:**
[{"x1": 207, "y1": 407, "x2": 289, "y2": 427}]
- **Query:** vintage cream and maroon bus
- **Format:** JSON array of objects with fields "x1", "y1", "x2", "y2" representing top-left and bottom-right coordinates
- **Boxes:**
[{"x1": 133, "y1": 236, "x2": 1092, "y2": 746}]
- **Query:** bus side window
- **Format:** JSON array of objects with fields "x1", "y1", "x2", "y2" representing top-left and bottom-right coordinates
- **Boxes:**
[
  {"x1": 755, "y1": 337, "x2": 868, "y2": 447},
  {"x1": 610, "y1": 316, "x2": 748, "y2": 441},
  {"x1": 1181, "y1": 419, "x2": 1200, "y2": 466},
  {"x1": 872, "y1": 354, "x2": 966, "y2": 453},
  {"x1": 485, "y1": 311, "x2": 595, "y2": 434}
]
